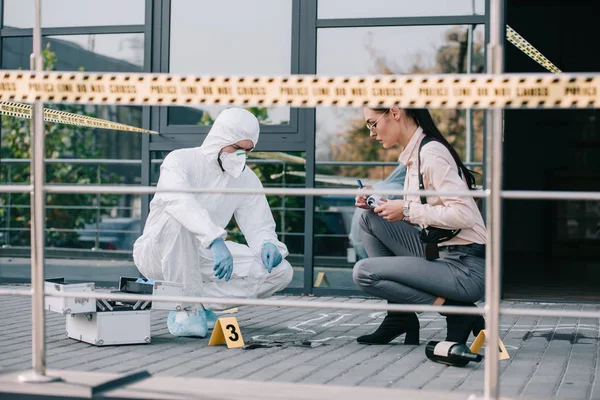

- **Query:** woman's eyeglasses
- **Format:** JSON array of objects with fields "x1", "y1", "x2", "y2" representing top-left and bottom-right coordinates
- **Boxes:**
[{"x1": 366, "y1": 109, "x2": 389, "y2": 132}]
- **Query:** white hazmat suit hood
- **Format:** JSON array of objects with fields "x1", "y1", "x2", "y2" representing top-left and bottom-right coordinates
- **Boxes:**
[
  {"x1": 200, "y1": 108, "x2": 259, "y2": 165},
  {"x1": 132, "y1": 108, "x2": 292, "y2": 311}
]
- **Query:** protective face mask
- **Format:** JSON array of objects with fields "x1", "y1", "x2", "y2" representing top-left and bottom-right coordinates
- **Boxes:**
[{"x1": 219, "y1": 150, "x2": 247, "y2": 178}]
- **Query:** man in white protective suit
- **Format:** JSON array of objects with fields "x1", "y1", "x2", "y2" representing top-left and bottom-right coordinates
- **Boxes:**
[{"x1": 132, "y1": 108, "x2": 293, "y2": 338}]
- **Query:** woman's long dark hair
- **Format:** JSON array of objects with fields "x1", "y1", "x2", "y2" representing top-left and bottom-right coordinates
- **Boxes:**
[{"x1": 372, "y1": 107, "x2": 477, "y2": 190}]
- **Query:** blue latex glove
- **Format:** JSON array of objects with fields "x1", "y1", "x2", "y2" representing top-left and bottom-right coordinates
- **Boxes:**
[
  {"x1": 210, "y1": 238, "x2": 233, "y2": 281},
  {"x1": 261, "y1": 242, "x2": 283, "y2": 273}
]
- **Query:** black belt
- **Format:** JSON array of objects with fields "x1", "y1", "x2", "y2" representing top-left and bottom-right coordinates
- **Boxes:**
[{"x1": 441, "y1": 243, "x2": 486, "y2": 259}]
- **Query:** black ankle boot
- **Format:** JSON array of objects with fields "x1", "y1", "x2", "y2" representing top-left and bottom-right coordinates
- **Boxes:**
[
  {"x1": 441, "y1": 300, "x2": 485, "y2": 345},
  {"x1": 357, "y1": 312, "x2": 420, "y2": 345}
]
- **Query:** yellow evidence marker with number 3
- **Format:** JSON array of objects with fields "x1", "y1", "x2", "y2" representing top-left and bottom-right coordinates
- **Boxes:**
[{"x1": 208, "y1": 317, "x2": 244, "y2": 348}]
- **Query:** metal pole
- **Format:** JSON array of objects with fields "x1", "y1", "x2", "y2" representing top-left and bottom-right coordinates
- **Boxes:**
[
  {"x1": 281, "y1": 161, "x2": 286, "y2": 244},
  {"x1": 3, "y1": 287, "x2": 600, "y2": 318},
  {"x1": 41, "y1": 185, "x2": 490, "y2": 198},
  {"x1": 484, "y1": 0, "x2": 504, "y2": 398},
  {"x1": 95, "y1": 166, "x2": 101, "y2": 250},
  {"x1": 465, "y1": 24, "x2": 474, "y2": 165},
  {"x1": 19, "y1": 0, "x2": 59, "y2": 383},
  {"x1": 6, "y1": 164, "x2": 12, "y2": 246}
]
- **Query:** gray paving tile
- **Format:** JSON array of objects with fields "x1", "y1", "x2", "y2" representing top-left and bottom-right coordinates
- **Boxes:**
[{"x1": 0, "y1": 286, "x2": 598, "y2": 399}]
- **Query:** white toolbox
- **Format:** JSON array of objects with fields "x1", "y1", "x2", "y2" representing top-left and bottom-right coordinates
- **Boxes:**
[
  {"x1": 66, "y1": 310, "x2": 151, "y2": 346},
  {"x1": 44, "y1": 278, "x2": 96, "y2": 315},
  {"x1": 116, "y1": 277, "x2": 183, "y2": 311}
]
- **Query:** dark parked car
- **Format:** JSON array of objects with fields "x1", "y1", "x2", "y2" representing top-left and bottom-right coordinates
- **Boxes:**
[{"x1": 77, "y1": 218, "x2": 141, "y2": 251}]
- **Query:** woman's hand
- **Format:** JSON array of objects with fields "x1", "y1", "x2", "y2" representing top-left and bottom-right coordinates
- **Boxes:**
[
  {"x1": 355, "y1": 187, "x2": 371, "y2": 210},
  {"x1": 374, "y1": 199, "x2": 405, "y2": 222}
]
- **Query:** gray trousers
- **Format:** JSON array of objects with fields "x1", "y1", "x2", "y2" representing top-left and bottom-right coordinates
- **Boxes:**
[{"x1": 352, "y1": 211, "x2": 485, "y2": 305}]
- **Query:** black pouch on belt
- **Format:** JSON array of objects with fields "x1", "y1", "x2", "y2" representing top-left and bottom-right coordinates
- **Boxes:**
[
  {"x1": 424, "y1": 243, "x2": 440, "y2": 261},
  {"x1": 417, "y1": 136, "x2": 462, "y2": 261},
  {"x1": 420, "y1": 227, "x2": 461, "y2": 260}
]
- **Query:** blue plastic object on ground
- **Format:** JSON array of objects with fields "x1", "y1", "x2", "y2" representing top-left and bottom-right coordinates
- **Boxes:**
[
  {"x1": 205, "y1": 309, "x2": 218, "y2": 330},
  {"x1": 135, "y1": 278, "x2": 155, "y2": 285},
  {"x1": 167, "y1": 309, "x2": 208, "y2": 338}
]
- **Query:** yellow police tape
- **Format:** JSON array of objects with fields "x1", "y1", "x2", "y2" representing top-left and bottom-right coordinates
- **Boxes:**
[
  {"x1": 0, "y1": 70, "x2": 598, "y2": 109},
  {"x1": 506, "y1": 25, "x2": 562, "y2": 74},
  {"x1": 0, "y1": 101, "x2": 158, "y2": 134}
]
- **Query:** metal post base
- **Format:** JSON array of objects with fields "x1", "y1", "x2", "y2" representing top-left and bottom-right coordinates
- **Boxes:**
[{"x1": 18, "y1": 371, "x2": 61, "y2": 383}]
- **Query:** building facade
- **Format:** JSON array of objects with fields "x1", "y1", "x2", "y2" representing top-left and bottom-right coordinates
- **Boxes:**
[{"x1": 1, "y1": 0, "x2": 597, "y2": 300}]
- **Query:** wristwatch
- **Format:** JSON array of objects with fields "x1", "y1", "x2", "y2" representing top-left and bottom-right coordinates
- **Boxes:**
[{"x1": 403, "y1": 201, "x2": 411, "y2": 222}]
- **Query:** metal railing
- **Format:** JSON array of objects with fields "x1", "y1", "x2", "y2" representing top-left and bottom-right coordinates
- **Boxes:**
[
  {"x1": 4, "y1": 175, "x2": 600, "y2": 398},
  {"x1": 1, "y1": 0, "x2": 599, "y2": 398},
  {"x1": 1, "y1": 157, "x2": 475, "y2": 259},
  {"x1": 0, "y1": 158, "x2": 142, "y2": 251}
]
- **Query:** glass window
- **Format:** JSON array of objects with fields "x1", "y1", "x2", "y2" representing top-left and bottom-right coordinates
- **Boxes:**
[
  {"x1": 167, "y1": 0, "x2": 293, "y2": 126},
  {"x1": 0, "y1": 190, "x2": 142, "y2": 250},
  {"x1": 2, "y1": 0, "x2": 145, "y2": 28},
  {"x1": 317, "y1": 25, "x2": 485, "y2": 75},
  {"x1": 2, "y1": 34, "x2": 144, "y2": 71},
  {"x1": 0, "y1": 33, "x2": 144, "y2": 254},
  {"x1": 314, "y1": 25, "x2": 485, "y2": 289},
  {"x1": 557, "y1": 201, "x2": 600, "y2": 241},
  {"x1": 318, "y1": 0, "x2": 485, "y2": 19}
]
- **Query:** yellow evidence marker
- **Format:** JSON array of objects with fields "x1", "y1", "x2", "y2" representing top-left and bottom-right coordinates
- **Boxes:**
[
  {"x1": 314, "y1": 272, "x2": 330, "y2": 288},
  {"x1": 208, "y1": 317, "x2": 244, "y2": 348},
  {"x1": 470, "y1": 329, "x2": 510, "y2": 360}
]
